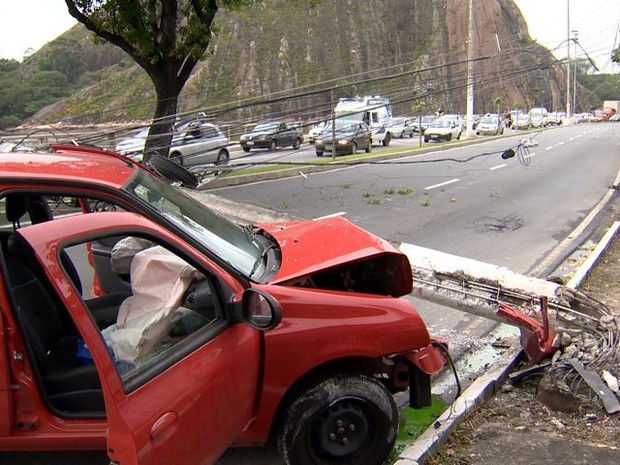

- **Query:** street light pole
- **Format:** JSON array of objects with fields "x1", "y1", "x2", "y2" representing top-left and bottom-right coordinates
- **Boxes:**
[
  {"x1": 572, "y1": 30, "x2": 578, "y2": 114},
  {"x1": 566, "y1": 0, "x2": 571, "y2": 118},
  {"x1": 465, "y1": 0, "x2": 475, "y2": 138}
]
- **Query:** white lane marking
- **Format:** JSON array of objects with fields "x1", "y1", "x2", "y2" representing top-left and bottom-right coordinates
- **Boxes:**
[
  {"x1": 545, "y1": 146, "x2": 553, "y2": 151},
  {"x1": 489, "y1": 164, "x2": 506, "y2": 171},
  {"x1": 425, "y1": 178, "x2": 460, "y2": 190},
  {"x1": 314, "y1": 212, "x2": 347, "y2": 220},
  {"x1": 558, "y1": 141, "x2": 565, "y2": 146}
]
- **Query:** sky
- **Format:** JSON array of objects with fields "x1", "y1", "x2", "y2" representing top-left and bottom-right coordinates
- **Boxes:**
[{"x1": 0, "y1": 0, "x2": 619, "y2": 73}]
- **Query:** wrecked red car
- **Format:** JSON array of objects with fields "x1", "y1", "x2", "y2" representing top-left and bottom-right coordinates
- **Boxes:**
[{"x1": 0, "y1": 145, "x2": 446, "y2": 465}]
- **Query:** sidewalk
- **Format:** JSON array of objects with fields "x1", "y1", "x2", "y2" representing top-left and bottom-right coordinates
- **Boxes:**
[{"x1": 394, "y1": 222, "x2": 620, "y2": 465}]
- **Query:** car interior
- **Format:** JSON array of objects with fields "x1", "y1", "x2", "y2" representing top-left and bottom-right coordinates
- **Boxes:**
[{"x1": 0, "y1": 193, "x2": 223, "y2": 418}]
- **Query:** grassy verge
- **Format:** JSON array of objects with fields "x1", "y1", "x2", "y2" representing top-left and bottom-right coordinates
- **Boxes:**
[{"x1": 385, "y1": 396, "x2": 446, "y2": 464}]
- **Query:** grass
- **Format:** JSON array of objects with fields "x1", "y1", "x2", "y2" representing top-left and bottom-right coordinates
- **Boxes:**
[{"x1": 385, "y1": 396, "x2": 446, "y2": 464}]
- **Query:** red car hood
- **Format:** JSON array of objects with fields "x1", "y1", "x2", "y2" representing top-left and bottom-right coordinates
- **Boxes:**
[{"x1": 259, "y1": 217, "x2": 413, "y2": 297}]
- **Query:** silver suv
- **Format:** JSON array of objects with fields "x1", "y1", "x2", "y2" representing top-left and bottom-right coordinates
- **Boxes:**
[{"x1": 115, "y1": 118, "x2": 230, "y2": 168}]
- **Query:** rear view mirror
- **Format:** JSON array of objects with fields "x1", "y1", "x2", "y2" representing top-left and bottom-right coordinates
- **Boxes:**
[{"x1": 240, "y1": 288, "x2": 282, "y2": 330}]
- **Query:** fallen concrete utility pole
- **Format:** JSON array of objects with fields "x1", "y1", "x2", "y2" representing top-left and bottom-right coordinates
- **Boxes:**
[{"x1": 399, "y1": 243, "x2": 620, "y2": 413}]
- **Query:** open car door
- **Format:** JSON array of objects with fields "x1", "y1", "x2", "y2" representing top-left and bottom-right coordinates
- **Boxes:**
[{"x1": 14, "y1": 212, "x2": 264, "y2": 465}]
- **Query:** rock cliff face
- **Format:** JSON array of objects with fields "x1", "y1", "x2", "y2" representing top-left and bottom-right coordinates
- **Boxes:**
[{"x1": 33, "y1": 0, "x2": 579, "y2": 123}]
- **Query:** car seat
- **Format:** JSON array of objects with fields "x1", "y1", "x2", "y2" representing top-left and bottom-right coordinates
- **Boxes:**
[
  {"x1": 4, "y1": 193, "x2": 129, "y2": 328},
  {"x1": 4, "y1": 233, "x2": 105, "y2": 415}
]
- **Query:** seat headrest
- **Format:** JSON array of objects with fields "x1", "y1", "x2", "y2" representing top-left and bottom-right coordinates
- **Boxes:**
[{"x1": 5, "y1": 195, "x2": 31, "y2": 223}]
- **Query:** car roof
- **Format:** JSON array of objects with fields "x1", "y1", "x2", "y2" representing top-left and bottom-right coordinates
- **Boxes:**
[{"x1": 0, "y1": 145, "x2": 138, "y2": 189}]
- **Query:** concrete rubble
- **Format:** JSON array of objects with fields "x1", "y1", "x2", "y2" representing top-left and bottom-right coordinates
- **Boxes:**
[{"x1": 399, "y1": 243, "x2": 620, "y2": 414}]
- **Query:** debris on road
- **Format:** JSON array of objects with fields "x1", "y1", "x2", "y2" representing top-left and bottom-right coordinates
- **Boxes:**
[{"x1": 400, "y1": 243, "x2": 620, "y2": 414}]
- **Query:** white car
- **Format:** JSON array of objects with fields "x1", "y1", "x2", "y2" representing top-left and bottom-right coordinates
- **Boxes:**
[
  {"x1": 423, "y1": 119, "x2": 462, "y2": 142},
  {"x1": 308, "y1": 120, "x2": 329, "y2": 142},
  {"x1": 386, "y1": 117, "x2": 415, "y2": 138},
  {"x1": 476, "y1": 115, "x2": 504, "y2": 136},
  {"x1": 115, "y1": 119, "x2": 230, "y2": 168}
]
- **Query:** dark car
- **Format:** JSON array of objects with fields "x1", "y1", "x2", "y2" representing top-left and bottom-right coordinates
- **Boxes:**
[
  {"x1": 239, "y1": 121, "x2": 303, "y2": 152},
  {"x1": 314, "y1": 119, "x2": 372, "y2": 156}
]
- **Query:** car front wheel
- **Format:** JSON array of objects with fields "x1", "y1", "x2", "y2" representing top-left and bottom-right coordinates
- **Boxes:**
[
  {"x1": 270, "y1": 140, "x2": 277, "y2": 151},
  {"x1": 276, "y1": 374, "x2": 398, "y2": 465},
  {"x1": 382, "y1": 132, "x2": 391, "y2": 146},
  {"x1": 293, "y1": 138, "x2": 301, "y2": 150},
  {"x1": 365, "y1": 142, "x2": 371, "y2": 153}
]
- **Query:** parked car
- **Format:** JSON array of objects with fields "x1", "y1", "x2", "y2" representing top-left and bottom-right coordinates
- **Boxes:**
[
  {"x1": 529, "y1": 107, "x2": 549, "y2": 128},
  {"x1": 115, "y1": 117, "x2": 230, "y2": 168},
  {"x1": 441, "y1": 114, "x2": 465, "y2": 131},
  {"x1": 0, "y1": 144, "x2": 446, "y2": 465},
  {"x1": 476, "y1": 114, "x2": 504, "y2": 136},
  {"x1": 315, "y1": 119, "x2": 373, "y2": 156},
  {"x1": 513, "y1": 113, "x2": 532, "y2": 130},
  {"x1": 307, "y1": 120, "x2": 329, "y2": 142},
  {"x1": 239, "y1": 121, "x2": 303, "y2": 152},
  {"x1": 424, "y1": 119, "x2": 462, "y2": 142},
  {"x1": 411, "y1": 115, "x2": 436, "y2": 134},
  {"x1": 387, "y1": 117, "x2": 415, "y2": 138}
]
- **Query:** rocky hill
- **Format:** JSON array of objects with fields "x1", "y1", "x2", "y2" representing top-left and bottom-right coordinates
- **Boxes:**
[{"x1": 18, "y1": 0, "x2": 598, "y2": 126}]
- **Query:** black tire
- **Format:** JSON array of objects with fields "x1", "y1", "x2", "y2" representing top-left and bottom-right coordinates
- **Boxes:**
[
  {"x1": 277, "y1": 374, "x2": 398, "y2": 465},
  {"x1": 214, "y1": 149, "x2": 229, "y2": 175},
  {"x1": 316, "y1": 151, "x2": 324, "y2": 157},
  {"x1": 382, "y1": 132, "x2": 391, "y2": 147},
  {"x1": 447, "y1": 134, "x2": 452, "y2": 141},
  {"x1": 270, "y1": 140, "x2": 277, "y2": 151},
  {"x1": 147, "y1": 153, "x2": 198, "y2": 188},
  {"x1": 215, "y1": 149, "x2": 229, "y2": 166},
  {"x1": 400, "y1": 131, "x2": 405, "y2": 138},
  {"x1": 457, "y1": 131, "x2": 461, "y2": 140},
  {"x1": 293, "y1": 138, "x2": 301, "y2": 150},
  {"x1": 242, "y1": 146, "x2": 251, "y2": 153},
  {"x1": 350, "y1": 142, "x2": 358, "y2": 155},
  {"x1": 364, "y1": 142, "x2": 371, "y2": 153},
  {"x1": 424, "y1": 136, "x2": 429, "y2": 143}
]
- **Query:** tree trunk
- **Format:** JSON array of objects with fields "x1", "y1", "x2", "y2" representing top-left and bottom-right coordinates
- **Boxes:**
[{"x1": 143, "y1": 69, "x2": 182, "y2": 164}]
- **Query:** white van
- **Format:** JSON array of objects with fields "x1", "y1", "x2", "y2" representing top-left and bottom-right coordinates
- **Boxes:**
[
  {"x1": 529, "y1": 107, "x2": 549, "y2": 128},
  {"x1": 334, "y1": 95, "x2": 394, "y2": 146}
]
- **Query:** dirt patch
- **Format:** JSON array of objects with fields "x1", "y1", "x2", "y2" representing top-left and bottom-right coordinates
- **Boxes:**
[{"x1": 427, "y1": 234, "x2": 620, "y2": 465}]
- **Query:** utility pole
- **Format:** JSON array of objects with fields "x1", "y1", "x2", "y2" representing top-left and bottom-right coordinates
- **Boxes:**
[
  {"x1": 465, "y1": 0, "x2": 475, "y2": 138},
  {"x1": 566, "y1": 0, "x2": 571, "y2": 118},
  {"x1": 572, "y1": 30, "x2": 578, "y2": 114}
]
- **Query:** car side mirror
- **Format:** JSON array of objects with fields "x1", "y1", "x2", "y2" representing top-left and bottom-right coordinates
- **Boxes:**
[{"x1": 232, "y1": 288, "x2": 282, "y2": 330}]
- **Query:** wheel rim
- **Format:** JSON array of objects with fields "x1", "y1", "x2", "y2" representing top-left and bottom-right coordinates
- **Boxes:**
[{"x1": 308, "y1": 397, "x2": 374, "y2": 461}]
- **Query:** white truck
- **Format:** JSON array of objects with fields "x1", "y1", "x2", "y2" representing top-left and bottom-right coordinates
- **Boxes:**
[{"x1": 334, "y1": 95, "x2": 394, "y2": 146}]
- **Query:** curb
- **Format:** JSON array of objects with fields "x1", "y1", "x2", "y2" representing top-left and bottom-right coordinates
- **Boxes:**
[
  {"x1": 394, "y1": 348, "x2": 522, "y2": 465},
  {"x1": 394, "y1": 219, "x2": 620, "y2": 464}
]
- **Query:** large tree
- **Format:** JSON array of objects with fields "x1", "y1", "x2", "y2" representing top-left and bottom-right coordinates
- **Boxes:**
[{"x1": 64, "y1": 0, "x2": 248, "y2": 161}]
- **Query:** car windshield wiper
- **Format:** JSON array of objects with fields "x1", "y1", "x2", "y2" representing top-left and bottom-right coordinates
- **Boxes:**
[
  {"x1": 249, "y1": 244, "x2": 276, "y2": 279},
  {"x1": 243, "y1": 224, "x2": 256, "y2": 242}
]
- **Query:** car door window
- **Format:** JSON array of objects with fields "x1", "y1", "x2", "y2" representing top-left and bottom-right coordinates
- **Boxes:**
[{"x1": 61, "y1": 233, "x2": 226, "y2": 393}]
